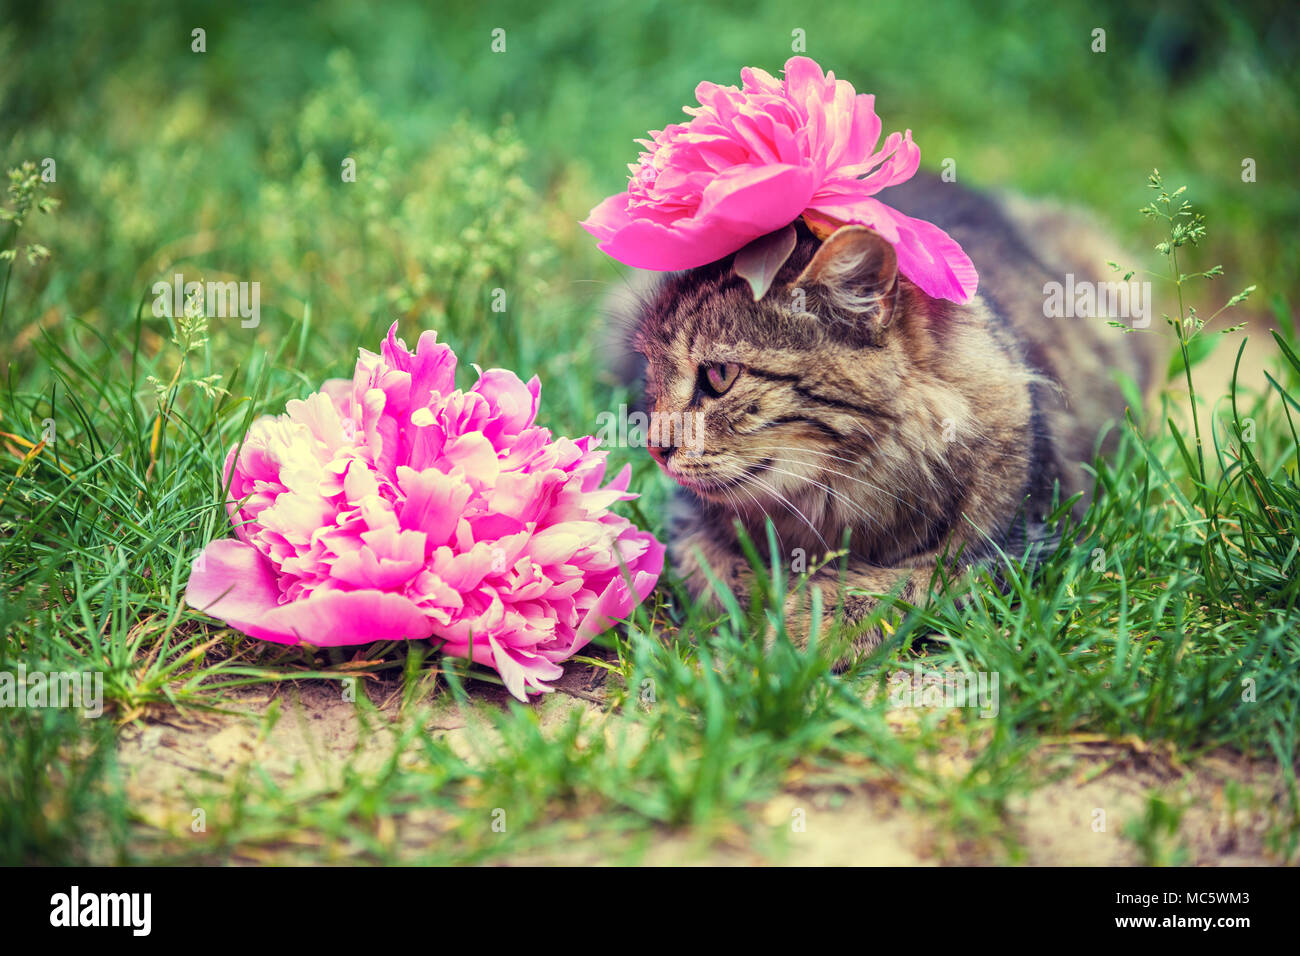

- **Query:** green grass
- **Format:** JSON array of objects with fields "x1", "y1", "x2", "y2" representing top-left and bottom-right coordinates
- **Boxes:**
[{"x1": 2, "y1": 0, "x2": 1299, "y2": 864}]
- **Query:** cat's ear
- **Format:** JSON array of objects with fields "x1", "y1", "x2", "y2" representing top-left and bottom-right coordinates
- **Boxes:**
[{"x1": 794, "y1": 225, "x2": 899, "y2": 345}]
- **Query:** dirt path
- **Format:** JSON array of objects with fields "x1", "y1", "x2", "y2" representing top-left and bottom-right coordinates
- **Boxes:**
[{"x1": 114, "y1": 668, "x2": 1290, "y2": 865}]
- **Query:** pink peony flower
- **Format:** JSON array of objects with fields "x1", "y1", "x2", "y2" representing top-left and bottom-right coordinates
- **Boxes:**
[
  {"x1": 581, "y1": 56, "x2": 977, "y2": 303},
  {"x1": 186, "y1": 324, "x2": 664, "y2": 700}
]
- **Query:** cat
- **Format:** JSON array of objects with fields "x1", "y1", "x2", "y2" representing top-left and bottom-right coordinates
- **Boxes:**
[{"x1": 609, "y1": 170, "x2": 1161, "y2": 656}]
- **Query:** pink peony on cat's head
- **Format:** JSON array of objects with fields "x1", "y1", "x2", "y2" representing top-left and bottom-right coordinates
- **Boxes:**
[
  {"x1": 581, "y1": 56, "x2": 977, "y2": 304},
  {"x1": 186, "y1": 324, "x2": 664, "y2": 700}
]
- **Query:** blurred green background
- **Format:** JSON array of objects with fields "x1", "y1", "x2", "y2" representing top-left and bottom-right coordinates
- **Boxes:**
[{"x1": 2, "y1": 0, "x2": 1297, "y2": 435}]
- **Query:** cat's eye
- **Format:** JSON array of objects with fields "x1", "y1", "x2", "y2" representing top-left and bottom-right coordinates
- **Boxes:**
[{"x1": 700, "y1": 362, "x2": 741, "y2": 397}]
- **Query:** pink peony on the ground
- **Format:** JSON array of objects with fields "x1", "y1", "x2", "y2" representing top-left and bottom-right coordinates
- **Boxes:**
[
  {"x1": 581, "y1": 55, "x2": 977, "y2": 304},
  {"x1": 186, "y1": 324, "x2": 664, "y2": 700}
]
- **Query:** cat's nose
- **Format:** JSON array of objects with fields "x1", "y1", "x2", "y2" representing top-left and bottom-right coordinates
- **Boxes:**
[
  {"x1": 647, "y1": 443, "x2": 674, "y2": 466},
  {"x1": 647, "y1": 409, "x2": 680, "y2": 467}
]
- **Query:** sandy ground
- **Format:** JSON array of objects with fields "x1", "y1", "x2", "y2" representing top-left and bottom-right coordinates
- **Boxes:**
[{"x1": 114, "y1": 663, "x2": 1292, "y2": 866}]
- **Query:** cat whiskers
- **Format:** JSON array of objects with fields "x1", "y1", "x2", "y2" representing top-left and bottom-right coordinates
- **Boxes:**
[
  {"x1": 724, "y1": 476, "x2": 787, "y2": 557},
  {"x1": 761, "y1": 447, "x2": 936, "y2": 523},
  {"x1": 712, "y1": 452, "x2": 829, "y2": 552},
  {"x1": 732, "y1": 454, "x2": 887, "y2": 535},
  {"x1": 756, "y1": 447, "x2": 947, "y2": 550}
]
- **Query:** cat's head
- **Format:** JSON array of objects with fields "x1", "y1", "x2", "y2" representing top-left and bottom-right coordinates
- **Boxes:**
[{"x1": 630, "y1": 219, "x2": 977, "y2": 549}]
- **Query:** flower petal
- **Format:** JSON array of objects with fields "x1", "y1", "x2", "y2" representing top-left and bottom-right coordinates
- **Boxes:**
[
  {"x1": 696, "y1": 163, "x2": 816, "y2": 235},
  {"x1": 256, "y1": 589, "x2": 435, "y2": 646},
  {"x1": 185, "y1": 539, "x2": 282, "y2": 635}
]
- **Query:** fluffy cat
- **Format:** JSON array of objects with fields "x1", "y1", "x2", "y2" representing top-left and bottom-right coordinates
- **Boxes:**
[{"x1": 611, "y1": 171, "x2": 1161, "y2": 655}]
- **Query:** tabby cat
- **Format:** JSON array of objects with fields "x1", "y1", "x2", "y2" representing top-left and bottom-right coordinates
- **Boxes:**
[{"x1": 612, "y1": 171, "x2": 1160, "y2": 654}]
